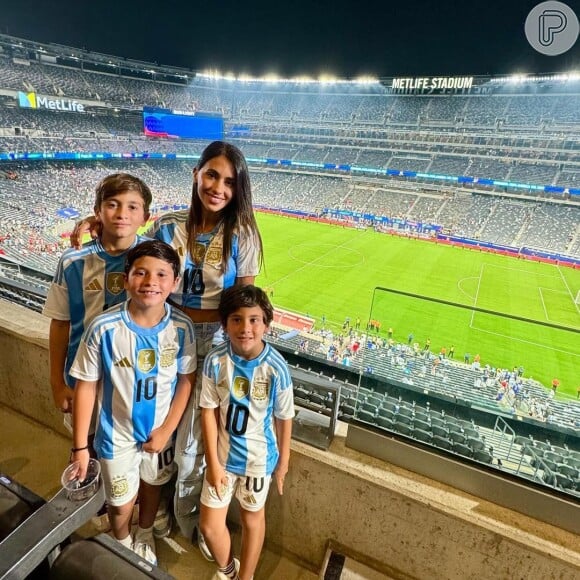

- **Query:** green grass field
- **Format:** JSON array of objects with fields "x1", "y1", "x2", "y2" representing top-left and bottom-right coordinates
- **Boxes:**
[{"x1": 255, "y1": 213, "x2": 580, "y2": 398}]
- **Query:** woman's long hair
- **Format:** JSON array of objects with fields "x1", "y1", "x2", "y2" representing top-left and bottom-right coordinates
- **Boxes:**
[{"x1": 187, "y1": 141, "x2": 263, "y2": 271}]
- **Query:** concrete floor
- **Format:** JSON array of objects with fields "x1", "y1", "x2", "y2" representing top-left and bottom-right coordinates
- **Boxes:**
[{"x1": 0, "y1": 404, "x2": 317, "y2": 579}]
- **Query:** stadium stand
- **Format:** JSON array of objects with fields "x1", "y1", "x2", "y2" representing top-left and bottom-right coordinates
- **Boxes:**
[{"x1": 0, "y1": 33, "x2": 578, "y2": 508}]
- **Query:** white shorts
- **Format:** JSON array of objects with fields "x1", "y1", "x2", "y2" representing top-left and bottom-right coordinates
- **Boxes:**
[
  {"x1": 201, "y1": 470, "x2": 271, "y2": 512},
  {"x1": 99, "y1": 440, "x2": 176, "y2": 507}
]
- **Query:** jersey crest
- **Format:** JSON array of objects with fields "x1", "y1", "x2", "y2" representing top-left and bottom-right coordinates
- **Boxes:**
[
  {"x1": 160, "y1": 346, "x2": 178, "y2": 368},
  {"x1": 138, "y1": 349, "x2": 156, "y2": 372},
  {"x1": 110, "y1": 475, "x2": 129, "y2": 500},
  {"x1": 106, "y1": 272, "x2": 125, "y2": 295},
  {"x1": 251, "y1": 377, "x2": 270, "y2": 402},
  {"x1": 233, "y1": 376, "x2": 250, "y2": 400}
]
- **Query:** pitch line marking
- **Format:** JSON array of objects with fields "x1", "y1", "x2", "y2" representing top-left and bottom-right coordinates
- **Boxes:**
[
  {"x1": 538, "y1": 287, "x2": 550, "y2": 322},
  {"x1": 274, "y1": 232, "x2": 367, "y2": 287},
  {"x1": 482, "y1": 261, "x2": 560, "y2": 279},
  {"x1": 457, "y1": 276, "x2": 478, "y2": 301},
  {"x1": 470, "y1": 325, "x2": 580, "y2": 358},
  {"x1": 556, "y1": 265, "x2": 580, "y2": 316}
]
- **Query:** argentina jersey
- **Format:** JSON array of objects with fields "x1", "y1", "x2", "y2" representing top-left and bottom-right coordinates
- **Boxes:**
[
  {"x1": 148, "y1": 212, "x2": 260, "y2": 310},
  {"x1": 200, "y1": 341, "x2": 295, "y2": 478},
  {"x1": 70, "y1": 302, "x2": 196, "y2": 460},
  {"x1": 43, "y1": 236, "x2": 148, "y2": 387}
]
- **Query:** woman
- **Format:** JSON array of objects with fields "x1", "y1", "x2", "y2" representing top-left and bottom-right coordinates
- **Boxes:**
[{"x1": 71, "y1": 140, "x2": 264, "y2": 556}]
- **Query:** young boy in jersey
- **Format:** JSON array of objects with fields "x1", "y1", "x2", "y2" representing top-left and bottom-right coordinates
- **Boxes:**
[
  {"x1": 199, "y1": 285, "x2": 294, "y2": 580},
  {"x1": 70, "y1": 240, "x2": 197, "y2": 565},
  {"x1": 43, "y1": 173, "x2": 151, "y2": 423}
]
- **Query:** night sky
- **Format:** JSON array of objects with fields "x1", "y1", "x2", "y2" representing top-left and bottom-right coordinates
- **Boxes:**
[{"x1": 2, "y1": 0, "x2": 579, "y2": 78}]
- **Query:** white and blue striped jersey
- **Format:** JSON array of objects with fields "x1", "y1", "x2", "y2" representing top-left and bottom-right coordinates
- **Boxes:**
[
  {"x1": 147, "y1": 211, "x2": 260, "y2": 310},
  {"x1": 70, "y1": 301, "x2": 197, "y2": 460},
  {"x1": 200, "y1": 341, "x2": 294, "y2": 478},
  {"x1": 43, "y1": 236, "x2": 149, "y2": 387}
]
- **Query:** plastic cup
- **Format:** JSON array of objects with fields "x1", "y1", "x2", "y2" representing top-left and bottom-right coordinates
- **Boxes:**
[{"x1": 61, "y1": 458, "x2": 101, "y2": 501}]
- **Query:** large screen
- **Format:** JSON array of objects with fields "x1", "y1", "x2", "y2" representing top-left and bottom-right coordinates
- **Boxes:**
[{"x1": 143, "y1": 107, "x2": 224, "y2": 140}]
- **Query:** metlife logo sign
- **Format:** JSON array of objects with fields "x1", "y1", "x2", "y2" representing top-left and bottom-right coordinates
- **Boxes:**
[{"x1": 17, "y1": 91, "x2": 85, "y2": 113}]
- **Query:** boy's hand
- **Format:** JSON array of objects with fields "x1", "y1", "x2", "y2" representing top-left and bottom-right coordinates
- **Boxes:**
[
  {"x1": 52, "y1": 382, "x2": 74, "y2": 413},
  {"x1": 274, "y1": 461, "x2": 289, "y2": 495},
  {"x1": 70, "y1": 216, "x2": 100, "y2": 250},
  {"x1": 143, "y1": 426, "x2": 170, "y2": 454},
  {"x1": 207, "y1": 464, "x2": 228, "y2": 500},
  {"x1": 70, "y1": 448, "x2": 90, "y2": 481}
]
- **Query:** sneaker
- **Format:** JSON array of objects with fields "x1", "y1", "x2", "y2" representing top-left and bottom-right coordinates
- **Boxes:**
[
  {"x1": 212, "y1": 557, "x2": 240, "y2": 580},
  {"x1": 133, "y1": 531, "x2": 157, "y2": 566},
  {"x1": 197, "y1": 529, "x2": 215, "y2": 562},
  {"x1": 153, "y1": 506, "x2": 172, "y2": 539}
]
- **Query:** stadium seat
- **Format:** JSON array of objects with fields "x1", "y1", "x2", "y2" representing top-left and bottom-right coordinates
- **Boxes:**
[
  {"x1": 429, "y1": 417, "x2": 446, "y2": 429},
  {"x1": 393, "y1": 422, "x2": 413, "y2": 437},
  {"x1": 413, "y1": 418, "x2": 431, "y2": 432},
  {"x1": 382, "y1": 400, "x2": 398, "y2": 413},
  {"x1": 309, "y1": 392, "x2": 326, "y2": 406},
  {"x1": 340, "y1": 404, "x2": 356, "y2": 417},
  {"x1": 472, "y1": 449, "x2": 493, "y2": 464},
  {"x1": 431, "y1": 425, "x2": 449, "y2": 438},
  {"x1": 362, "y1": 401, "x2": 378, "y2": 414},
  {"x1": 558, "y1": 464, "x2": 579, "y2": 479},
  {"x1": 378, "y1": 407, "x2": 396, "y2": 421},
  {"x1": 295, "y1": 386, "x2": 310, "y2": 399},
  {"x1": 432, "y1": 435, "x2": 453, "y2": 451},
  {"x1": 294, "y1": 396, "x2": 310, "y2": 408},
  {"x1": 394, "y1": 413, "x2": 413, "y2": 426},
  {"x1": 448, "y1": 431, "x2": 467, "y2": 445},
  {"x1": 554, "y1": 473, "x2": 574, "y2": 490},
  {"x1": 544, "y1": 451, "x2": 565, "y2": 464},
  {"x1": 413, "y1": 429, "x2": 433, "y2": 444},
  {"x1": 397, "y1": 406, "x2": 414, "y2": 419},
  {"x1": 376, "y1": 416, "x2": 394, "y2": 430},
  {"x1": 453, "y1": 443, "x2": 473, "y2": 458},
  {"x1": 357, "y1": 410, "x2": 377, "y2": 424},
  {"x1": 413, "y1": 410, "x2": 430, "y2": 423},
  {"x1": 514, "y1": 435, "x2": 532, "y2": 447},
  {"x1": 467, "y1": 437, "x2": 486, "y2": 452},
  {"x1": 462, "y1": 427, "x2": 479, "y2": 440}
]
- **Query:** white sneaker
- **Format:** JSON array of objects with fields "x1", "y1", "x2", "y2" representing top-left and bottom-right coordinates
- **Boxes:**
[
  {"x1": 197, "y1": 529, "x2": 215, "y2": 562},
  {"x1": 153, "y1": 506, "x2": 172, "y2": 539},
  {"x1": 212, "y1": 557, "x2": 240, "y2": 580},
  {"x1": 133, "y1": 531, "x2": 157, "y2": 566}
]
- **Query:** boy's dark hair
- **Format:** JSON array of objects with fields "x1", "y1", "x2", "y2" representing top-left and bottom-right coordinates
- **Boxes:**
[
  {"x1": 124, "y1": 240, "x2": 180, "y2": 279},
  {"x1": 218, "y1": 285, "x2": 274, "y2": 326},
  {"x1": 94, "y1": 173, "x2": 153, "y2": 213}
]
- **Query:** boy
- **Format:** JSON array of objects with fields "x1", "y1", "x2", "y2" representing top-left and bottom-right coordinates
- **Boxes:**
[
  {"x1": 70, "y1": 240, "x2": 196, "y2": 565},
  {"x1": 199, "y1": 285, "x2": 294, "y2": 580},
  {"x1": 43, "y1": 173, "x2": 151, "y2": 420}
]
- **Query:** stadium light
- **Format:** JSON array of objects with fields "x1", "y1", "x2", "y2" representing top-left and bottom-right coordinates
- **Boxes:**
[
  {"x1": 318, "y1": 74, "x2": 338, "y2": 84},
  {"x1": 355, "y1": 75, "x2": 380, "y2": 84}
]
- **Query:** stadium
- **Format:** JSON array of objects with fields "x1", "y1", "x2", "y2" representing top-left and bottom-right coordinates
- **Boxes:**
[{"x1": 0, "y1": 28, "x2": 579, "y2": 580}]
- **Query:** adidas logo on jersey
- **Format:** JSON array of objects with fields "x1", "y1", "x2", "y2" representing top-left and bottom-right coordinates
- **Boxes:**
[
  {"x1": 85, "y1": 278, "x2": 103, "y2": 291},
  {"x1": 114, "y1": 357, "x2": 132, "y2": 368},
  {"x1": 243, "y1": 494, "x2": 257, "y2": 505}
]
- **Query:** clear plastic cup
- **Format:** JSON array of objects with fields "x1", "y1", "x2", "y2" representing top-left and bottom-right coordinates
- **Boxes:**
[{"x1": 61, "y1": 458, "x2": 101, "y2": 501}]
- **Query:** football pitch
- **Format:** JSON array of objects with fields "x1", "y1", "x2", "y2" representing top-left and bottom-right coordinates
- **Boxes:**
[{"x1": 255, "y1": 213, "x2": 580, "y2": 398}]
